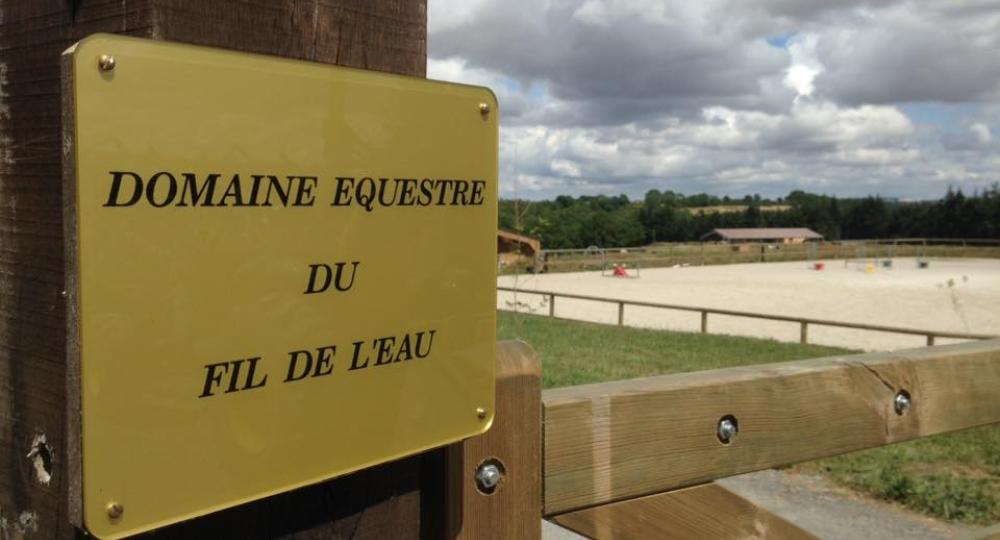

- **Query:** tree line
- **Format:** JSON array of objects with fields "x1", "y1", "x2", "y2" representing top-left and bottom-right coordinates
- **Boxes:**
[{"x1": 498, "y1": 185, "x2": 1000, "y2": 249}]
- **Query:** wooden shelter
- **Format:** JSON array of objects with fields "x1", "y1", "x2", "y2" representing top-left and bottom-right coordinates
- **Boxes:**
[
  {"x1": 498, "y1": 229, "x2": 541, "y2": 267},
  {"x1": 701, "y1": 227, "x2": 823, "y2": 244}
]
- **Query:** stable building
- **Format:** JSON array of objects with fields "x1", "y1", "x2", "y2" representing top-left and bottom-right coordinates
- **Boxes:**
[
  {"x1": 497, "y1": 229, "x2": 541, "y2": 267},
  {"x1": 700, "y1": 227, "x2": 823, "y2": 244}
]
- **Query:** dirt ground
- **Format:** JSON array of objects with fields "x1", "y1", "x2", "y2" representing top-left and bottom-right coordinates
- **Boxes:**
[{"x1": 498, "y1": 257, "x2": 1000, "y2": 351}]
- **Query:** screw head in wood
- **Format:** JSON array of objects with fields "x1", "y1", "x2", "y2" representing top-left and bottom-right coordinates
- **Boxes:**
[
  {"x1": 894, "y1": 391, "x2": 911, "y2": 415},
  {"x1": 98, "y1": 54, "x2": 116, "y2": 72},
  {"x1": 717, "y1": 415, "x2": 738, "y2": 444},
  {"x1": 106, "y1": 501, "x2": 124, "y2": 522},
  {"x1": 474, "y1": 458, "x2": 505, "y2": 494},
  {"x1": 476, "y1": 407, "x2": 487, "y2": 420},
  {"x1": 478, "y1": 102, "x2": 490, "y2": 117},
  {"x1": 475, "y1": 462, "x2": 502, "y2": 492}
]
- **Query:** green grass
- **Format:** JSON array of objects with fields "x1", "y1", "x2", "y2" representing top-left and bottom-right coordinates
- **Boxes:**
[
  {"x1": 799, "y1": 427, "x2": 1000, "y2": 524},
  {"x1": 497, "y1": 310, "x2": 851, "y2": 388},
  {"x1": 498, "y1": 310, "x2": 1000, "y2": 524}
]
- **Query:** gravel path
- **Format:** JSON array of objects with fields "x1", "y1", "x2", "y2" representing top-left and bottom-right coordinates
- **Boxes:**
[{"x1": 719, "y1": 470, "x2": 982, "y2": 540}]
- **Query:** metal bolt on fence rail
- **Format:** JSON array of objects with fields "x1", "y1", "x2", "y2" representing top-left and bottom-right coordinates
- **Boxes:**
[
  {"x1": 717, "y1": 416, "x2": 739, "y2": 444},
  {"x1": 894, "y1": 391, "x2": 911, "y2": 415},
  {"x1": 475, "y1": 461, "x2": 503, "y2": 493}
]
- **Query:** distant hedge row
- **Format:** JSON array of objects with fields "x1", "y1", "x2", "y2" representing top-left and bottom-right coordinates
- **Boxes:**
[{"x1": 499, "y1": 185, "x2": 1000, "y2": 249}]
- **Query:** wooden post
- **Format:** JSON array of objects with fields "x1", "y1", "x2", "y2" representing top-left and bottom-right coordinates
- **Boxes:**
[
  {"x1": 800, "y1": 322, "x2": 809, "y2": 345},
  {"x1": 448, "y1": 341, "x2": 542, "y2": 539},
  {"x1": 927, "y1": 335, "x2": 936, "y2": 346},
  {"x1": 549, "y1": 294, "x2": 556, "y2": 317},
  {"x1": 701, "y1": 311, "x2": 709, "y2": 334},
  {"x1": 0, "y1": 1, "x2": 430, "y2": 537},
  {"x1": 617, "y1": 302, "x2": 625, "y2": 326}
]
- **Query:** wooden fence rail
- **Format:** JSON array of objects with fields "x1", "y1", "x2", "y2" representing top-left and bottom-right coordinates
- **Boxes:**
[
  {"x1": 541, "y1": 338, "x2": 1000, "y2": 516},
  {"x1": 878, "y1": 237, "x2": 1000, "y2": 246},
  {"x1": 497, "y1": 286, "x2": 997, "y2": 346},
  {"x1": 538, "y1": 237, "x2": 1000, "y2": 257},
  {"x1": 525, "y1": 238, "x2": 1000, "y2": 275}
]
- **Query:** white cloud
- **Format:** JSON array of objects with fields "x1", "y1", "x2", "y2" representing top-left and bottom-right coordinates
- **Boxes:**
[
  {"x1": 428, "y1": 0, "x2": 492, "y2": 33},
  {"x1": 429, "y1": 0, "x2": 1000, "y2": 199},
  {"x1": 551, "y1": 159, "x2": 583, "y2": 177},
  {"x1": 784, "y1": 34, "x2": 822, "y2": 98},
  {"x1": 971, "y1": 123, "x2": 993, "y2": 145}
]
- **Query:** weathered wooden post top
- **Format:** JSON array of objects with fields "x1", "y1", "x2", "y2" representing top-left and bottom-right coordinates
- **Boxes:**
[{"x1": 1, "y1": 3, "x2": 541, "y2": 539}]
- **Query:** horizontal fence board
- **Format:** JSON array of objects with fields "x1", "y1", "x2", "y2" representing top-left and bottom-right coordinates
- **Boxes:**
[
  {"x1": 551, "y1": 482, "x2": 818, "y2": 540},
  {"x1": 542, "y1": 339, "x2": 1000, "y2": 515},
  {"x1": 519, "y1": 239, "x2": 1000, "y2": 275}
]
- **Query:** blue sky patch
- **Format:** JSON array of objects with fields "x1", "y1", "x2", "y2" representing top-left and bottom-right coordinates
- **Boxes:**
[
  {"x1": 766, "y1": 32, "x2": 796, "y2": 49},
  {"x1": 901, "y1": 102, "x2": 977, "y2": 129}
]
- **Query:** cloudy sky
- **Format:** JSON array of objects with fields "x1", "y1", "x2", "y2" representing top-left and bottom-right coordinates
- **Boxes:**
[{"x1": 428, "y1": 0, "x2": 1000, "y2": 200}]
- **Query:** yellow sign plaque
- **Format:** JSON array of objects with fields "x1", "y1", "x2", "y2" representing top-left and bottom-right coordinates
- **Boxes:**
[{"x1": 63, "y1": 35, "x2": 497, "y2": 538}]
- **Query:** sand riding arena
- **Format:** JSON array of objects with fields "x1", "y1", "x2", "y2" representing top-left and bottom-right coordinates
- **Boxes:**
[{"x1": 497, "y1": 258, "x2": 1000, "y2": 351}]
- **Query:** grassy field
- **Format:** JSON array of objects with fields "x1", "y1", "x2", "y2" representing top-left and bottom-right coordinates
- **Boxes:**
[
  {"x1": 799, "y1": 426, "x2": 1000, "y2": 524},
  {"x1": 683, "y1": 204, "x2": 791, "y2": 215},
  {"x1": 497, "y1": 311, "x2": 999, "y2": 524},
  {"x1": 497, "y1": 310, "x2": 851, "y2": 387}
]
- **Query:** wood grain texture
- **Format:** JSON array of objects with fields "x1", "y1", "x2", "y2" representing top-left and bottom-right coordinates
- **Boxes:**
[
  {"x1": 1, "y1": 4, "x2": 154, "y2": 538},
  {"x1": 137, "y1": 453, "x2": 425, "y2": 540},
  {"x1": 543, "y1": 339, "x2": 1000, "y2": 515},
  {"x1": 448, "y1": 340, "x2": 542, "y2": 540},
  {"x1": 552, "y1": 482, "x2": 818, "y2": 540},
  {"x1": 1, "y1": 1, "x2": 427, "y2": 537},
  {"x1": 151, "y1": 0, "x2": 426, "y2": 76}
]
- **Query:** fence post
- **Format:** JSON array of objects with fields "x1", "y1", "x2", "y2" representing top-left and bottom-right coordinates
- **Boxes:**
[
  {"x1": 800, "y1": 322, "x2": 809, "y2": 345},
  {"x1": 549, "y1": 294, "x2": 556, "y2": 317},
  {"x1": 618, "y1": 302, "x2": 625, "y2": 326},
  {"x1": 701, "y1": 311, "x2": 708, "y2": 334},
  {"x1": 927, "y1": 335, "x2": 936, "y2": 346},
  {"x1": 448, "y1": 341, "x2": 541, "y2": 539}
]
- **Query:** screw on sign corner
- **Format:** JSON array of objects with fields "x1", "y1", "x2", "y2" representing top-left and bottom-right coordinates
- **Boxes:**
[
  {"x1": 98, "y1": 54, "x2": 116, "y2": 72},
  {"x1": 106, "y1": 502, "x2": 124, "y2": 522}
]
